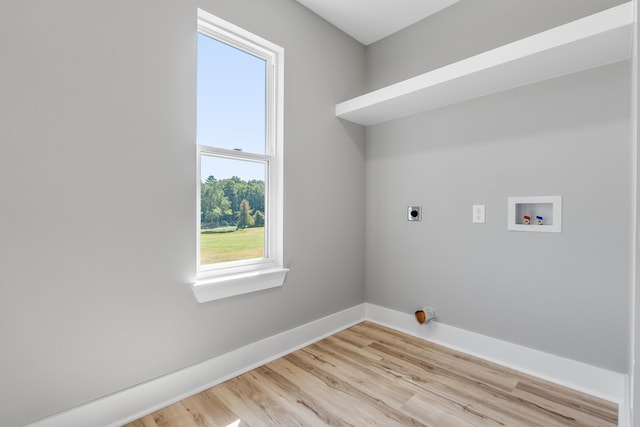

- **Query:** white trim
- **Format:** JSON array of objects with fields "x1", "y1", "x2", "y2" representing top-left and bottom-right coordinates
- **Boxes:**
[
  {"x1": 365, "y1": 303, "x2": 627, "y2": 405},
  {"x1": 192, "y1": 267, "x2": 289, "y2": 302},
  {"x1": 621, "y1": 375, "x2": 632, "y2": 427},
  {"x1": 336, "y1": 2, "x2": 633, "y2": 125},
  {"x1": 26, "y1": 303, "x2": 630, "y2": 426},
  {"x1": 197, "y1": 9, "x2": 284, "y2": 60},
  {"x1": 25, "y1": 305, "x2": 366, "y2": 427},
  {"x1": 628, "y1": 2, "x2": 639, "y2": 427},
  {"x1": 194, "y1": 9, "x2": 285, "y2": 301}
]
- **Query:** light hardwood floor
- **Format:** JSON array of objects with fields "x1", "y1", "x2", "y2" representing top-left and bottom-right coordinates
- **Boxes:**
[{"x1": 125, "y1": 322, "x2": 618, "y2": 426}]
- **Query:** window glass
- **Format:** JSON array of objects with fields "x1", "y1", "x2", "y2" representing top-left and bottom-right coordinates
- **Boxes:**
[
  {"x1": 197, "y1": 33, "x2": 266, "y2": 154},
  {"x1": 199, "y1": 155, "x2": 266, "y2": 265}
]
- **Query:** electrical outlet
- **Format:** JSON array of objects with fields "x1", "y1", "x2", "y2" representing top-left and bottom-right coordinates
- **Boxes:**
[
  {"x1": 472, "y1": 205, "x2": 485, "y2": 224},
  {"x1": 407, "y1": 206, "x2": 422, "y2": 221}
]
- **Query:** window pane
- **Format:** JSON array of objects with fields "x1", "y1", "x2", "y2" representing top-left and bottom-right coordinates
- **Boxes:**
[
  {"x1": 197, "y1": 33, "x2": 266, "y2": 154},
  {"x1": 200, "y1": 155, "x2": 266, "y2": 265}
]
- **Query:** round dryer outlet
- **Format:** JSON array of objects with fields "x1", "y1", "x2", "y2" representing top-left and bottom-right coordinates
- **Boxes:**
[{"x1": 407, "y1": 206, "x2": 422, "y2": 221}]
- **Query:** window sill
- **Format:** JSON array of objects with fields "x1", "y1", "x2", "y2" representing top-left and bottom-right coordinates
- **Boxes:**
[{"x1": 192, "y1": 268, "x2": 289, "y2": 303}]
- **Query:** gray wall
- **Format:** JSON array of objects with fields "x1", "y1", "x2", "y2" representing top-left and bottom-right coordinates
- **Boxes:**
[
  {"x1": 365, "y1": 1, "x2": 631, "y2": 372},
  {"x1": 366, "y1": 0, "x2": 628, "y2": 91},
  {"x1": 0, "y1": 1, "x2": 365, "y2": 425}
]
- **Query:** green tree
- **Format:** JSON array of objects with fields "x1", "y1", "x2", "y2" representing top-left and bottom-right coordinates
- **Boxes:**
[
  {"x1": 201, "y1": 175, "x2": 265, "y2": 229},
  {"x1": 201, "y1": 179, "x2": 232, "y2": 227},
  {"x1": 253, "y1": 210, "x2": 265, "y2": 227},
  {"x1": 221, "y1": 177, "x2": 242, "y2": 213},
  {"x1": 236, "y1": 199, "x2": 254, "y2": 229},
  {"x1": 246, "y1": 179, "x2": 265, "y2": 213}
]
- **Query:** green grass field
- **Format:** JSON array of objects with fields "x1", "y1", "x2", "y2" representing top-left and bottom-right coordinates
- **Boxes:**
[{"x1": 200, "y1": 227, "x2": 265, "y2": 265}]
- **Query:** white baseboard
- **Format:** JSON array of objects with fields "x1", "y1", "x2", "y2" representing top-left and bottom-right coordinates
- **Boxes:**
[
  {"x1": 27, "y1": 302, "x2": 630, "y2": 427},
  {"x1": 26, "y1": 304, "x2": 366, "y2": 427},
  {"x1": 365, "y1": 303, "x2": 629, "y2": 425}
]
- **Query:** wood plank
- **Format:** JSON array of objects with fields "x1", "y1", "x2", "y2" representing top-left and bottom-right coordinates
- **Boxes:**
[
  {"x1": 363, "y1": 341, "x2": 567, "y2": 426},
  {"x1": 182, "y1": 389, "x2": 241, "y2": 426},
  {"x1": 123, "y1": 322, "x2": 618, "y2": 426},
  {"x1": 303, "y1": 337, "x2": 415, "y2": 410},
  {"x1": 513, "y1": 379, "x2": 618, "y2": 426}
]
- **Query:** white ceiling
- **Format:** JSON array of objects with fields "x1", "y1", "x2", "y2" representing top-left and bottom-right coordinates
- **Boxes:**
[{"x1": 295, "y1": 0, "x2": 462, "y2": 45}]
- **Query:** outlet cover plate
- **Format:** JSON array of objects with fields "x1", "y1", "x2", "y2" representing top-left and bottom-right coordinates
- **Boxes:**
[{"x1": 473, "y1": 205, "x2": 485, "y2": 223}]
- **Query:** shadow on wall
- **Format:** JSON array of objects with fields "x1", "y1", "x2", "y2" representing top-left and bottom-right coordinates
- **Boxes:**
[{"x1": 367, "y1": 61, "x2": 630, "y2": 157}]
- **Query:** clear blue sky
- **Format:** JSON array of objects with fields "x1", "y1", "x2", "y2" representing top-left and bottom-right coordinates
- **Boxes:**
[{"x1": 197, "y1": 33, "x2": 266, "y2": 182}]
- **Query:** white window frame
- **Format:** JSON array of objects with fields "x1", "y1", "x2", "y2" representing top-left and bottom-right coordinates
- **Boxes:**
[{"x1": 193, "y1": 9, "x2": 287, "y2": 303}]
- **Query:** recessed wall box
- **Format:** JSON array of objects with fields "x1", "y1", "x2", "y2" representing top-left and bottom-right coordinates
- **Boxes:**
[{"x1": 508, "y1": 196, "x2": 561, "y2": 233}]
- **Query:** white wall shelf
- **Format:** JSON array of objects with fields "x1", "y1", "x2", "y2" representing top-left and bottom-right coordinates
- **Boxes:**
[
  {"x1": 335, "y1": 2, "x2": 633, "y2": 126},
  {"x1": 508, "y1": 196, "x2": 562, "y2": 233}
]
